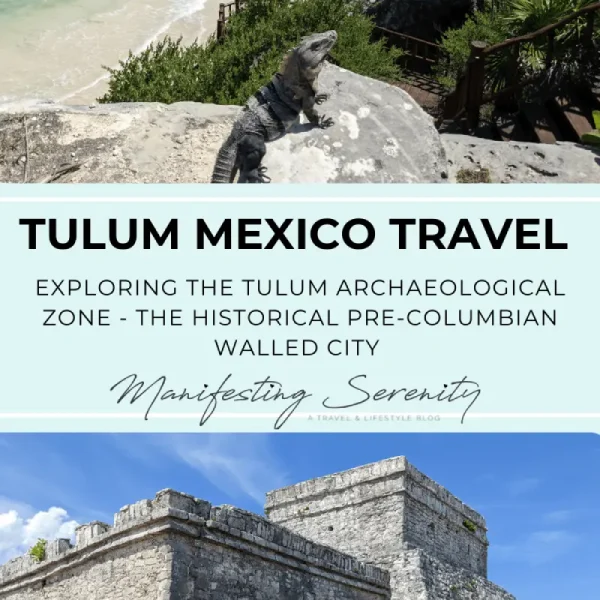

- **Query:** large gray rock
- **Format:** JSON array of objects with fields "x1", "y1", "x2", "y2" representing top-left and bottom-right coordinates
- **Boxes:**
[
  {"x1": 263, "y1": 63, "x2": 447, "y2": 183},
  {"x1": 0, "y1": 64, "x2": 447, "y2": 184},
  {"x1": 0, "y1": 101, "x2": 240, "y2": 184},
  {"x1": 442, "y1": 133, "x2": 600, "y2": 183}
]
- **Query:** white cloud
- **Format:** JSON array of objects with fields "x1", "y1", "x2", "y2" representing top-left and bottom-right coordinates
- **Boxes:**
[
  {"x1": 508, "y1": 477, "x2": 541, "y2": 497},
  {"x1": 167, "y1": 434, "x2": 289, "y2": 506},
  {"x1": 543, "y1": 510, "x2": 575, "y2": 524},
  {"x1": 0, "y1": 502, "x2": 79, "y2": 564},
  {"x1": 126, "y1": 434, "x2": 290, "y2": 507},
  {"x1": 493, "y1": 529, "x2": 579, "y2": 566}
]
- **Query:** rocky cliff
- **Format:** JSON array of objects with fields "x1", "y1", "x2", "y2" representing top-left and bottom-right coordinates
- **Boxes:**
[
  {"x1": 443, "y1": 134, "x2": 600, "y2": 183},
  {"x1": 0, "y1": 64, "x2": 446, "y2": 184},
  {"x1": 1, "y1": 63, "x2": 599, "y2": 184}
]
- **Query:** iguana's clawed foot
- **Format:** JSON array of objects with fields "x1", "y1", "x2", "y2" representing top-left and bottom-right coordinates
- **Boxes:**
[
  {"x1": 257, "y1": 166, "x2": 271, "y2": 183},
  {"x1": 319, "y1": 115, "x2": 334, "y2": 129},
  {"x1": 245, "y1": 166, "x2": 271, "y2": 183},
  {"x1": 315, "y1": 93, "x2": 329, "y2": 105}
]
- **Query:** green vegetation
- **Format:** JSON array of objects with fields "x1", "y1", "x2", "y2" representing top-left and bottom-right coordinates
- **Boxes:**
[
  {"x1": 28, "y1": 539, "x2": 47, "y2": 562},
  {"x1": 449, "y1": 579, "x2": 477, "y2": 596},
  {"x1": 435, "y1": 8, "x2": 509, "y2": 90},
  {"x1": 502, "y1": 0, "x2": 594, "y2": 36},
  {"x1": 462, "y1": 518, "x2": 479, "y2": 531},
  {"x1": 437, "y1": 0, "x2": 599, "y2": 95},
  {"x1": 456, "y1": 168, "x2": 492, "y2": 183},
  {"x1": 581, "y1": 110, "x2": 600, "y2": 145},
  {"x1": 99, "y1": 0, "x2": 402, "y2": 105}
]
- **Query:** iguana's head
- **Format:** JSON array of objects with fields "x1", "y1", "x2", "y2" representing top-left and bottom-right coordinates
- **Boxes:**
[{"x1": 295, "y1": 30, "x2": 337, "y2": 69}]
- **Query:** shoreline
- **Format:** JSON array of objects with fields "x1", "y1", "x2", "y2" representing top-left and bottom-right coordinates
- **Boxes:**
[
  {"x1": 0, "y1": 0, "x2": 223, "y2": 106},
  {"x1": 62, "y1": 0, "x2": 223, "y2": 105}
]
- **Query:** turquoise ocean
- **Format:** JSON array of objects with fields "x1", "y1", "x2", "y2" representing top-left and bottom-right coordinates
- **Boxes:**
[{"x1": 0, "y1": 0, "x2": 217, "y2": 103}]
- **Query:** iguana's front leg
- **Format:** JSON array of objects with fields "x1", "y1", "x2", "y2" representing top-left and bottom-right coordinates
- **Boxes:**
[{"x1": 303, "y1": 95, "x2": 334, "y2": 129}]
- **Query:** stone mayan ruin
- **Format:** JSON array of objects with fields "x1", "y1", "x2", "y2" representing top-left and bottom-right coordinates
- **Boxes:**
[{"x1": 0, "y1": 456, "x2": 516, "y2": 599}]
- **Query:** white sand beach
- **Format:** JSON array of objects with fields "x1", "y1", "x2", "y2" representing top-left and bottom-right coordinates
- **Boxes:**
[{"x1": 0, "y1": 0, "x2": 223, "y2": 104}]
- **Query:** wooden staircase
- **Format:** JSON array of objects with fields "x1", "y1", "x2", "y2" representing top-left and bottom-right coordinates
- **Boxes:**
[
  {"x1": 467, "y1": 87, "x2": 600, "y2": 144},
  {"x1": 441, "y1": 2, "x2": 600, "y2": 145},
  {"x1": 216, "y1": 0, "x2": 246, "y2": 39},
  {"x1": 372, "y1": 27, "x2": 448, "y2": 119},
  {"x1": 374, "y1": 20, "x2": 600, "y2": 145}
]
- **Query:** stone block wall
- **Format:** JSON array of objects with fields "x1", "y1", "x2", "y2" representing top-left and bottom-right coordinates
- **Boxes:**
[
  {"x1": 392, "y1": 549, "x2": 516, "y2": 600},
  {"x1": 0, "y1": 490, "x2": 390, "y2": 600},
  {"x1": 265, "y1": 456, "x2": 488, "y2": 578},
  {"x1": 0, "y1": 456, "x2": 517, "y2": 600}
]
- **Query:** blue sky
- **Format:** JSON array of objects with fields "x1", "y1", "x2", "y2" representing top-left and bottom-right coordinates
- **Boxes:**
[{"x1": 0, "y1": 433, "x2": 598, "y2": 599}]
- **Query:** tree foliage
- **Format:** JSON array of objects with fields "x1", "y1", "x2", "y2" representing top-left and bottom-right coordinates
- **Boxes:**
[{"x1": 501, "y1": 0, "x2": 595, "y2": 36}]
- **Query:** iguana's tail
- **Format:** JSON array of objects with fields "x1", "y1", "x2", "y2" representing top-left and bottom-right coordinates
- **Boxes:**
[{"x1": 211, "y1": 136, "x2": 238, "y2": 183}]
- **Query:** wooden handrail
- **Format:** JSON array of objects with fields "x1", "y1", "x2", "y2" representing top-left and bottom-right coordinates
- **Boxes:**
[
  {"x1": 374, "y1": 26, "x2": 445, "y2": 51},
  {"x1": 483, "y1": 0, "x2": 600, "y2": 55},
  {"x1": 216, "y1": 0, "x2": 247, "y2": 39},
  {"x1": 444, "y1": 1, "x2": 600, "y2": 130}
]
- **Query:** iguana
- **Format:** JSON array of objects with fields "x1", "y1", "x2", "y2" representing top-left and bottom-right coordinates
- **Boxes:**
[{"x1": 211, "y1": 30, "x2": 338, "y2": 183}]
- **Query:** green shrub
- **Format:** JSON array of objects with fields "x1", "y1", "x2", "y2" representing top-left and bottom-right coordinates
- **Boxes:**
[
  {"x1": 500, "y1": 0, "x2": 593, "y2": 36},
  {"x1": 462, "y1": 518, "x2": 478, "y2": 532},
  {"x1": 28, "y1": 539, "x2": 47, "y2": 562},
  {"x1": 501, "y1": 0, "x2": 598, "y2": 78},
  {"x1": 581, "y1": 110, "x2": 600, "y2": 145},
  {"x1": 438, "y1": 0, "x2": 599, "y2": 94},
  {"x1": 435, "y1": 9, "x2": 510, "y2": 91},
  {"x1": 581, "y1": 130, "x2": 600, "y2": 145},
  {"x1": 99, "y1": 0, "x2": 402, "y2": 105}
]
